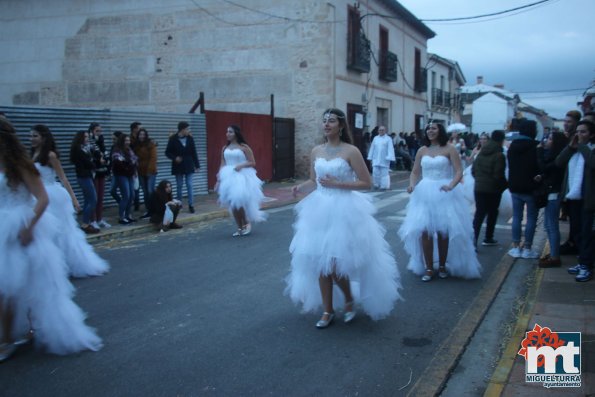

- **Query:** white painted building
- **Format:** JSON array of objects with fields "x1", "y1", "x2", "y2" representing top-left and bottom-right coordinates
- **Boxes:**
[
  {"x1": 0, "y1": 0, "x2": 434, "y2": 175},
  {"x1": 460, "y1": 76, "x2": 552, "y2": 138},
  {"x1": 425, "y1": 53, "x2": 466, "y2": 126}
]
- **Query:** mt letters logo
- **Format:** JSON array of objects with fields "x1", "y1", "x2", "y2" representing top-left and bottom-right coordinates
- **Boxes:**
[{"x1": 518, "y1": 324, "x2": 581, "y2": 388}]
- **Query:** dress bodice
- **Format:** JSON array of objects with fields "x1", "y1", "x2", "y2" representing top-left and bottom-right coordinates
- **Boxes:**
[
  {"x1": 0, "y1": 173, "x2": 33, "y2": 207},
  {"x1": 224, "y1": 148, "x2": 247, "y2": 167},
  {"x1": 35, "y1": 163, "x2": 58, "y2": 185},
  {"x1": 314, "y1": 157, "x2": 356, "y2": 191},
  {"x1": 421, "y1": 155, "x2": 453, "y2": 180}
]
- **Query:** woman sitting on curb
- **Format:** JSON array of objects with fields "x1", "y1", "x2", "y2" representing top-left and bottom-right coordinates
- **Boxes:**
[{"x1": 150, "y1": 180, "x2": 183, "y2": 232}]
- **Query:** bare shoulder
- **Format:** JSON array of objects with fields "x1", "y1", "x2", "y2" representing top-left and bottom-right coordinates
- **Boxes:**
[
  {"x1": 48, "y1": 151, "x2": 58, "y2": 160},
  {"x1": 311, "y1": 144, "x2": 324, "y2": 156}
]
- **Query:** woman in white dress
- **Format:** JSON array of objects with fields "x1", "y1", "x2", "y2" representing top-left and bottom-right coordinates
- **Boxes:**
[
  {"x1": 0, "y1": 119, "x2": 102, "y2": 362},
  {"x1": 215, "y1": 125, "x2": 267, "y2": 236},
  {"x1": 399, "y1": 122, "x2": 481, "y2": 281},
  {"x1": 286, "y1": 108, "x2": 401, "y2": 328},
  {"x1": 30, "y1": 124, "x2": 109, "y2": 277}
]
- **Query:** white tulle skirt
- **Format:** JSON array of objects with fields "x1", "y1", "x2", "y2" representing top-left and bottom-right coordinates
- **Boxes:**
[
  {"x1": 398, "y1": 178, "x2": 482, "y2": 279},
  {"x1": 217, "y1": 166, "x2": 267, "y2": 223},
  {"x1": 45, "y1": 182, "x2": 109, "y2": 277},
  {"x1": 0, "y1": 203, "x2": 103, "y2": 355},
  {"x1": 285, "y1": 188, "x2": 402, "y2": 320}
]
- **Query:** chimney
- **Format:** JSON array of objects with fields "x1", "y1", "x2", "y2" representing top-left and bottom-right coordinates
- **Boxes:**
[
  {"x1": 494, "y1": 84, "x2": 505, "y2": 89},
  {"x1": 476, "y1": 76, "x2": 483, "y2": 84}
]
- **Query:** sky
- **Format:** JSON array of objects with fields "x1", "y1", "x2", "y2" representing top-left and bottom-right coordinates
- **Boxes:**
[{"x1": 398, "y1": 0, "x2": 595, "y2": 119}]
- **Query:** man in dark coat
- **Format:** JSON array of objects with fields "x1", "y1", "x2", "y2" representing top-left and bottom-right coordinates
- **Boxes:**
[
  {"x1": 472, "y1": 130, "x2": 507, "y2": 247},
  {"x1": 165, "y1": 121, "x2": 200, "y2": 213}
]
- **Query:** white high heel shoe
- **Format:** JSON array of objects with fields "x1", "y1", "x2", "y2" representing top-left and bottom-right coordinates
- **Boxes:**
[
  {"x1": 344, "y1": 301, "x2": 356, "y2": 323},
  {"x1": 316, "y1": 312, "x2": 335, "y2": 328}
]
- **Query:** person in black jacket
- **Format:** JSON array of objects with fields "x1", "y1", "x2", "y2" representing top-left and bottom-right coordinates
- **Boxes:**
[
  {"x1": 507, "y1": 119, "x2": 540, "y2": 259},
  {"x1": 88, "y1": 122, "x2": 111, "y2": 229},
  {"x1": 149, "y1": 180, "x2": 183, "y2": 232},
  {"x1": 472, "y1": 130, "x2": 507, "y2": 247},
  {"x1": 535, "y1": 131, "x2": 568, "y2": 267},
  {"x1": 165, "y1": 122, "x2": 200, "y2": 213},
  {"x1": 69, "y1": 131, "x2": 99, "y2": 234}
]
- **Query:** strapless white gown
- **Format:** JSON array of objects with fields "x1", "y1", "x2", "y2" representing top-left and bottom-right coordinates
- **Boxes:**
[
  {"x1": 0, "y1": 172, "x2": 102, "y2": 355},
  {"x1": 398, "y1": 156, "x2": 481, "y2": 279},
  {"x1": 285, "y1": 157, "x2": 402, "y2": 320},
  {"x1": 36, "y1": 163, "x2": 109, "y2": 277},
  {"x1": 216, "y1": 148, "x2": 267, "y2": 223}
]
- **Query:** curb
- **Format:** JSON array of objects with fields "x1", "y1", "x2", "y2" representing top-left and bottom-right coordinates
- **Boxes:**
[
  {"x1": 406, "y1": 250, "x2": 519, "y2": 396},
  {"x1": 86, "y1": 197, "x2": 301, "y2": 245}
]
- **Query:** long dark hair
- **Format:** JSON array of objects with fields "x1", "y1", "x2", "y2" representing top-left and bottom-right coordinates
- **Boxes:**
[
  {"x1": 548, "y1": 131, "x2": 568, "y2": 157},
  {"x1": 31, "y1": 124, "x2": 59, "y2": 166},
  {"x1": 423, "y1": 122, "x2": 448, "y2": 147},
  {"x1": 69, "y1": 130, "x2": 88, "y2": 164},
  {"x1": 226, "y1": 125, "x2": 248, "y2": 146},
  {"x1": 135, "y1": 127, "x2": 154, "y2": 148},
  {"x1": 154, "y1": 179, "x2": 173, "y2": 202},
  {"x1": 323, "y1": 108, "x2": 353, "y2": 144},
  {"x1": 115, "y1": 133, "x2": 132, "y2": 160},
  {"x1": 0, "y1": 119, "x2": 39, "y2": 190}
]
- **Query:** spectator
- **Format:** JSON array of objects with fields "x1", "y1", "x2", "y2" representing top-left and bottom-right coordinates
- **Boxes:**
[
  {"x1": 112, "y1": 134, "x2": 138, "y2": 225},
  {"x1": 135, "y1": 127, "x2": 158, "y2": 219},
  {"x1": 536, "y1": 131, "x2": 568, "y2": 267},
  {"x1": 130, "y1": 121, "x2": 142, "y2": 211},
  {"x1": 507, "y1": 119, "x2": 540, "y2": 259},
  {"x1": 69, "y1": 131, "x2": 99, "y2": 234},
  {"x1": 109, "y1": 131, "x2": 123, "y2": 203},
  {"x1": 165, "y1": 121, "x2": 200, "y2": 213},
  {"x1": 557, "y1": 120, "x2": 595, "y2": 282},
  {"x1": 472, "y1": 130, "x2": 507, "y2": 247},
  {"x1": 88, "y1": 122, "x2": 111, "y2": 229},
  {"x1": 150, "y1": 180, "x2": 183, "y2": 232}
]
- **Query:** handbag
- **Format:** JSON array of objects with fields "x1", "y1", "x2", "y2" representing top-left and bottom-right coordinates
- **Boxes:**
[{"x1": 533, "y1": 182, "x2": 548, "y2": 209}]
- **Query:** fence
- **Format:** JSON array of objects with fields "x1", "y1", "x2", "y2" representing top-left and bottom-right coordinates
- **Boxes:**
[{"x1": 0, "y1": 106, "x2": 207, "y2": 208}]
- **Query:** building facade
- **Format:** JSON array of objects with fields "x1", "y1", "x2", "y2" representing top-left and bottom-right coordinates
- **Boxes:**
[
  {"x1": 425, "y1": 53, "x2": 466, "y2": 126},
  {"x1": 1, "y1": 0, "x2": 434, "y2": 175}
]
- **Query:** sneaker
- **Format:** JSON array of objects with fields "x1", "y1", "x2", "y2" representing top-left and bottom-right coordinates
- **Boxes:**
[
  {"x1": 575, "y1": 265, "x2": 593, "y2": 282},
  {"x1": 521, "y1": 248, "x2": 540, "y2": 259},
  {"x1": 126, "y1": 217, "x2": 137, "y2": 223},
  {"x1": 169, "y1": 222, "x2": 183, "y2": 229},
  {"x1": 97, "y1": 219, "x2": 111, "y2": 228},
  {"x1": 189, "y1": 205, "x2": 195, "y2": 214},
  {"x1": 118, "y1": 218, "x2": 131, "y2": 225},
  {"x1": 482, "y1": 238, "x2": 498, "y2": 246},
  {"x1": 568, "y1": 264, "x2": 582, "y2": 274},
  {"x1": 140, "y1": 212, "x2": 151, "y2": 219},
  {"x1": 508, "y1": 247, "x2": 522, "y2": 258},
  {"x1": 90, "y1": 221, "x2": 100, "y2": 229}
]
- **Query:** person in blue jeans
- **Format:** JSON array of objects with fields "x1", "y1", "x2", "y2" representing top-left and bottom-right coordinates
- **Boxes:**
[
  {"x1": 507, "y1": 119, "x2": 540, "y2": 259},
  {"x1": 69, "y1": 131, "x2": 99, "y2": 234},
  {"x1": 165, "y1": 121, "x2": 200, "y2": 213},
  {"x1": 111, "y1": 134, "x2": 138, "y2": 225},
  {"x1": 536, "y1": 131, "x2": 567, "y2": 267},
  {"x1": 557, "y1": 120, "x2": 595, "y2": 282}
]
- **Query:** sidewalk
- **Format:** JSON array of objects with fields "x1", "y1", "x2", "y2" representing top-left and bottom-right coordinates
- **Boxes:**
[
  {"x1": 84, "y1": 179, "x2": 302, "y2": 244},
  {"x1": 485, "y1": 220, "x2": 594, "y2": 396}
]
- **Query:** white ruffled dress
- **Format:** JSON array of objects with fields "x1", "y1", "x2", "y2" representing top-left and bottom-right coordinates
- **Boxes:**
[
  {"x1": 0, "y1": 172, "x2": 102, "y2": 355},
  {"x1": 216, "y1": 147, "x2": 267, "y2": 223},
  {"x1": 398, "y1": 155, "x2": 482, "y2": 279},
  {"x1": 36, "y1": 163, "x2": 109, "y2": 277},
  {"x1": 285, "y1": 157, "x2": 401, "y2": 320}
]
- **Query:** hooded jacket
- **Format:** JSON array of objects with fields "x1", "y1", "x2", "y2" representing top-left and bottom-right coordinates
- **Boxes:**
[{"x1": 471, "y1": 140, "x2": 507, "y2": 193}]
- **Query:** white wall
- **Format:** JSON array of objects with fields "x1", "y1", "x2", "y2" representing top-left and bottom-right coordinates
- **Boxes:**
[{"x1": 472, "y1": 93, "x2": 511, "y2": 133}]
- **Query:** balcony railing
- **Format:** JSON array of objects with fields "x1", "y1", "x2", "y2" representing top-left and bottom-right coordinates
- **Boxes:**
[
  {"x1": 431, "y1": 88, "x2": 453, "y2": 108},
  {"x1": 379, "y1": 51, "x2": 398, "y2": 82},
  {"x1": 348, "y1": 31, "x2": 371, "y2": 73}
]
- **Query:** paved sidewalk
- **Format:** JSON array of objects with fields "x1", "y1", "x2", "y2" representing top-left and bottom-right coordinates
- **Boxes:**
[
  {"x1": 84, "y1": 179, "x2": 302, "y2": 244},
  {"x1": 485, "y1": 220, "x2": 594, "y2": 396}
]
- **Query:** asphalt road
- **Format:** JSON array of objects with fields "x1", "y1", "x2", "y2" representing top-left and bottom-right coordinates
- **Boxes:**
[{"x1": 0, "y1": 181, "x2": 519, "y2": 397}]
